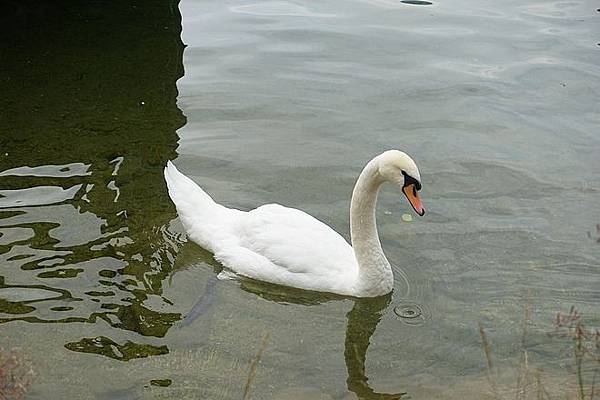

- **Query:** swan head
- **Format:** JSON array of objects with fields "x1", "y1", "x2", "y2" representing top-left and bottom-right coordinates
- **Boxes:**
[{"x1": 377, "y1": 150, "x2": 425, "y2": 216}]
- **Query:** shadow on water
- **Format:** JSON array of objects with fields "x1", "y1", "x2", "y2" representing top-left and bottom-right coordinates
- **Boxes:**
[{"x1": 0, "y1": 0, "x2": 185, "y2": 357}]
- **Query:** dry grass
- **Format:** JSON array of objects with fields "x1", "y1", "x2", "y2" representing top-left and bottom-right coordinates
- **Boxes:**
[
  {"x1": 479, "y1": 300, "x2": 599, "y2": 400},
  {"x1": 550, "y1": 306, "x2": 600, "y2": 399},
  {"x1": 0, "y1": 347, "x2": 34, "y2": 400}
]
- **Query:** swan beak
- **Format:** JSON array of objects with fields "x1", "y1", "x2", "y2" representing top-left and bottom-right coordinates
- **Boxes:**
[{"x1": 402, "y1": 184, "x2": 425, "y2": 216}]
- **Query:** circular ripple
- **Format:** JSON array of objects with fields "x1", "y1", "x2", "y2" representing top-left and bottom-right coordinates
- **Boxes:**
[
  {"x1": 393, "y1": 301, "x2": 432, "y2": 326},
  {"x1": 394, "y1": 303, "x2": 422, "y2": 318}
]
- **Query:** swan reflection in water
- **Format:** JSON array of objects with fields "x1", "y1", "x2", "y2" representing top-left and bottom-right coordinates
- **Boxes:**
[
  {"x1": 180, "y1": 264, "x2": 408, "y2": 400},
  {"x1": 345, "y1": 295, "x2": 407, "y2": 400}
]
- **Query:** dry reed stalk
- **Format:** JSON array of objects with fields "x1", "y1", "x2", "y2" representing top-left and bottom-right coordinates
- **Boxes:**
[
  {"x1": 574, "y1": 321, "x2": 586, "y2": 400},
  {"x1": 534, "y1": 369, "x2": 551, "y2": 400},
  {"x1": 479, "y1": 322, "x2": 501, "y2": 400},
  {"x1": 516, "y1": 291, "x2": 533, "y2": 400},
  {"x1": 516, "y1": 350, "x2": 530, "y2": 400},
  {"x1": 521, "y1": 291, "x2": 533, "y2": 347},
  {"x1": 242, "y1": 332, "x2": 271, "y2": 400},
  {"x1": 590, "y1": 368, "x2": 598, "y2": 400}
]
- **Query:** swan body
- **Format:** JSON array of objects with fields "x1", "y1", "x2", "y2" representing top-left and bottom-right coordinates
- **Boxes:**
[{"x1": 164, "y1": 150, "x2": 424, "y2": 297}]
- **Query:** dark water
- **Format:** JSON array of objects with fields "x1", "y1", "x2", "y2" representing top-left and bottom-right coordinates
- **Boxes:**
[{"x1": 1, "y1": 0, "x2": 599, "y2": 399}]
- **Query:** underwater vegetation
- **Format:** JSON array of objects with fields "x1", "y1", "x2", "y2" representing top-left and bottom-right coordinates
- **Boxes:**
[{"x1": 479, "y1": 304, "x2": 599, "y2": 400}]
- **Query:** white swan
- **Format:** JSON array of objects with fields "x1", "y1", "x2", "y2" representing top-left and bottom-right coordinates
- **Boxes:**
[{"x1": 164, "y1": 150, "x2": 425, "y2": 297}]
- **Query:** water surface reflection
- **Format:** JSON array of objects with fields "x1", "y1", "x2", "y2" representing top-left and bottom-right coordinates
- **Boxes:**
[
  {"x1": 0, "y1": 0, "x2": 186, "y2": 355},
  {"x1": 345, "y1": 295, "x2": 408, "y2": 399}
]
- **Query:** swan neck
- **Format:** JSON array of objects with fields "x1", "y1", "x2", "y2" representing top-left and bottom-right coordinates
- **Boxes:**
[{"x1": 350, "y1": 158, "x2": 393, "y2": 296}]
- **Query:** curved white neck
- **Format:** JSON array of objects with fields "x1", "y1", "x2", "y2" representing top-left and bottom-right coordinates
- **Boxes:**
[{"x1": 350, "y1": 158, "x2": 394, "y2": 297}]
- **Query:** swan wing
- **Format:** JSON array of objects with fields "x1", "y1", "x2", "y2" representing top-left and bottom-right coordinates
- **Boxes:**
[{"x1": 217, "y1": 204, "x2": 358, "y2": 294}]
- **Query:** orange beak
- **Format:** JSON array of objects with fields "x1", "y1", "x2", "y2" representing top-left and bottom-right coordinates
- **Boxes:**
[{"x1": 402, "y1": 184, "x2": 425, "y2": 216}]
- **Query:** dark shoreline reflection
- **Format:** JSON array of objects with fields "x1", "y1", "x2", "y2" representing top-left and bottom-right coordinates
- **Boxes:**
[{"x1": 0, "y1": 0, "x2": 186, "y2": 355}]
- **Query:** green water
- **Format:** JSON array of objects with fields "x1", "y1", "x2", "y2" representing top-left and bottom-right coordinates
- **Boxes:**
[{"x1": 1, "y1": 0, "x2": 599, "y2": 399}]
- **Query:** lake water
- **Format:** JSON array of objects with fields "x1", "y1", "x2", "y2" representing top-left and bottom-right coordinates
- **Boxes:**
[{"x1": 1, "y1": 0, "x2": 599, "y2": 399}]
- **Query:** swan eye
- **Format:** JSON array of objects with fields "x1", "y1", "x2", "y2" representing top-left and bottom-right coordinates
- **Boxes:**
[{"x1": 401, "y1": 170, "x2": 422, "y2": 191}]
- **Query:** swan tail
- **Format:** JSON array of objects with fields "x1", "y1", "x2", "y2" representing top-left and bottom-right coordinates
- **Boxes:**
[
  {"x1": 164, "y1": 161, "x2": 246, "y2": 254},
  {"x1": 164, "y1": 161, "x2": 215, "y2": 204},
  {"x1": 164, "y1": 161, "x2": 227, "y2": 227}
]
